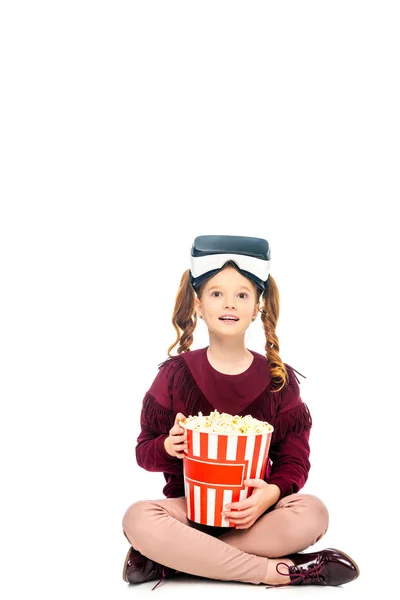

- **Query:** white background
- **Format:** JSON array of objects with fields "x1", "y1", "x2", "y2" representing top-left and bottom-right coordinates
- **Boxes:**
[{"x1": 1, "y1": 1, "x2": 398, "y2": 598}]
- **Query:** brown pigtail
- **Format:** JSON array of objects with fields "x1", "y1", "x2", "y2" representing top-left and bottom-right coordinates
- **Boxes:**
[
  {"x1": 259, "y1": 275, "x2": 287, "y2": 392},
  {"x1": 167, "y1": 270, "x2": 197, "y2": 356}
]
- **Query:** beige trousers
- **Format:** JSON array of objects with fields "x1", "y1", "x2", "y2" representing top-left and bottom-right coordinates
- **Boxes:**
[{"x1": 122, "y1": 493, "x2": 329, "y2": 585}]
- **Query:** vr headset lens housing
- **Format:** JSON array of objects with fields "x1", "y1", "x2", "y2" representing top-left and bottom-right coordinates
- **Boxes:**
[{"x1": 190, "y1": 235, "x2": 271, "y2": 292}]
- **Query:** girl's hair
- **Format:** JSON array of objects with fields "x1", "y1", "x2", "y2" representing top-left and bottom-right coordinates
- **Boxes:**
[{"x1": 167, "y1": 266, "x2": 287, "y2": 392}]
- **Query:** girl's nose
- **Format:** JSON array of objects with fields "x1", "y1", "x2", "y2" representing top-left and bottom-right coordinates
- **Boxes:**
[{"x1": 224, "y1": 300, "x2": 237, "y2": 309}]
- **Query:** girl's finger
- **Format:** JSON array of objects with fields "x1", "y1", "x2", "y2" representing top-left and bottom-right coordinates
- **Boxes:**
[
  {"x1": 170, "y1": 426, "x2": 183, "y2": 435},
  {"x1": 229, "y1": 519, "x2": 250, "y2": 527},
  {"x1": 172, "y1": 439, "x2": 186, "y2": 447},
  {"x1": 226, "y1": 501, "x2": 251, "y2": 511},
  {"x1": 223, "y1": 511, "x2": 250, "y2": 522},
  {"x1": 223, "y1": 507, "x2": 250, "y2": 515},
  {"x1": 170, "y1": 431, "x2": 185, "y2": 441},
  {"x1": 175, "y1": 413, "x2": 186, "y2": 427},
  {"x1": 173, "y1": 439, "x2": 188, "y2": 447},
  {"x1": 173, "y1": 444, "x2": 188, "y2": 453}
]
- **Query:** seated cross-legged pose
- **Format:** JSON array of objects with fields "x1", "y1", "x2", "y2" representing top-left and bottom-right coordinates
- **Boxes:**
[{"x1": 122, "y1": 234, "x2": 360, "y2": 590}]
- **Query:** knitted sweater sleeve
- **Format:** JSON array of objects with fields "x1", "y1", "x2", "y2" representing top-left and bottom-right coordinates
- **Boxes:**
[
  {"x1": 266, "y1": 365, "x2": 313, "y2": 500},
  {"x1": 135, "y1": 359, "x2": 184, "y2": 475}
]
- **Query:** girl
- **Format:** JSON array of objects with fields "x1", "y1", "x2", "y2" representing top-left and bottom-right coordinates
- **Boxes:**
[{"x1": 122, "y1": 235, "x2": 359, "y2": 590}]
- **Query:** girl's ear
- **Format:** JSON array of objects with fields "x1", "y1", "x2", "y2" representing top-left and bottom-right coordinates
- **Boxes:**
[{"x1": 253, "y1": 302, "x2": 260, "y2": 320}]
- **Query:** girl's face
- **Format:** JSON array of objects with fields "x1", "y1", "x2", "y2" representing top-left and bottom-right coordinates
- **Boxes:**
[{"x1": 195, "y1": 266, "x2": 260, "y2": 336}]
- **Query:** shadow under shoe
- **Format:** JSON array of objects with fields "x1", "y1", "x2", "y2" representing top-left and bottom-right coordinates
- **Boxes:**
[
  {"x1": 266, "y1": 547, "x2": 360, "y2": 588},
  {"x1": 122, "y1": 546, "x2": 179, "y2": 590}
]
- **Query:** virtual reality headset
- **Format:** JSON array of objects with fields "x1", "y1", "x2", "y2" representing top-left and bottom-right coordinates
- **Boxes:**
[{"x1": 190, "y1": 235, "x2": 271, "y2": 292}]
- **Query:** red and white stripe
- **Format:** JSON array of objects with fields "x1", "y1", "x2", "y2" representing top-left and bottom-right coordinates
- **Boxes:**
[{"x1": 183, "y1": 428, "x2": 273, "y2": 527}]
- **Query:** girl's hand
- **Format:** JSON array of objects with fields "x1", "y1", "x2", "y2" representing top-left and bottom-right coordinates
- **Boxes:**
[
  {"x1": 221, "y1": 479, "x2": 279, "y2": 529},
  {"x1": 164, "y1": 412, "x2": 187, "y2": 458}
]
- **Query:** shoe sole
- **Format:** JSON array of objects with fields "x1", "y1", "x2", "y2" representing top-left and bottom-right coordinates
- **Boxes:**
[
  {"x1": 122, "y1": 547, "x2": 132, "y2": 582},
  {"x1": 329, "y1": 547, "x2": 360, "y2": 579}
]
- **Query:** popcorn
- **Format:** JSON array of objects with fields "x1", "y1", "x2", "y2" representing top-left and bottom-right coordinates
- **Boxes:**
[{"x1": 179, "y1": 409, "x2": 273, "y2": 435}]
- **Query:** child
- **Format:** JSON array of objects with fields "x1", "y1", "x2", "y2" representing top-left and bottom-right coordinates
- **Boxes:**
[{"x1": 122, "y1": 235, "x2": 360, "y2": 590}]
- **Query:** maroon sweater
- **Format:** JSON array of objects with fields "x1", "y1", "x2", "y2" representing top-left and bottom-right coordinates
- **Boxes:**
[{"x1": 135, "y1": 347, "x2": 312, "y2": 501}]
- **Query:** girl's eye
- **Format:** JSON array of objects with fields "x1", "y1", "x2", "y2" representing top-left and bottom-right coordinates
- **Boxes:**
[{"x1": 211, "y1": 291, "x2": 248, "y2": 298}]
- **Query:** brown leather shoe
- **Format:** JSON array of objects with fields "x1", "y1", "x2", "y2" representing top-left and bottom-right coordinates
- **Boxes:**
[
  {"x1": 266, "y1": 548, "x2": 360, "y2": 587},
  {"x1": 122, "y1": 546, "x2": 178, "y2": 590}
]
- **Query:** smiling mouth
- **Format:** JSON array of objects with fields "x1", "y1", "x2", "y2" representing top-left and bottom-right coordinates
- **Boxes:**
[{"x1": 219, "y1": 317, "x2": 239, "y2": 322}]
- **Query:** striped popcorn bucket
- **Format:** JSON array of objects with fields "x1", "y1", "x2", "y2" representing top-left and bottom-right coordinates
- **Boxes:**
[{"x1": 181, "y1": 426, "x2": 273, "y2": 527}]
